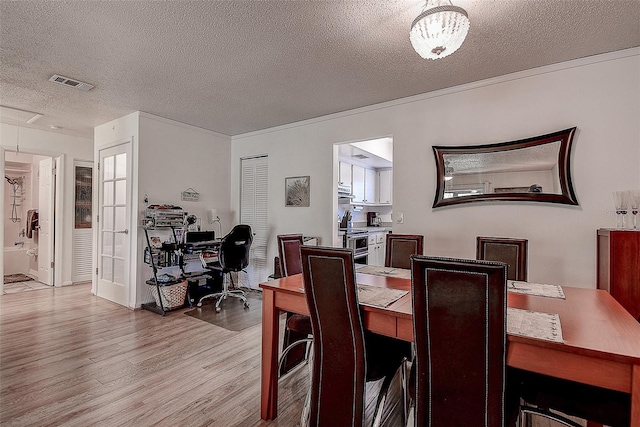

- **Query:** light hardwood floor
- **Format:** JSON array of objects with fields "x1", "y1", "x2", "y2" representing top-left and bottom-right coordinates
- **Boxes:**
[{"x1": 1, "y1": 284, "x2": 583, "y2": 427}]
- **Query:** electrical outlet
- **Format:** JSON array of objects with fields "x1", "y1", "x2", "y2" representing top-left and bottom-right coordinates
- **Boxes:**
[{"x1": 396, "y1": 212, "x2": 404, "y2": 224}]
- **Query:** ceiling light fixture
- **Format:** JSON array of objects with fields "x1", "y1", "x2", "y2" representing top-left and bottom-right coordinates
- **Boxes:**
[{"x1": 410, "y1": 0, "x2": 470, "y2": 60}]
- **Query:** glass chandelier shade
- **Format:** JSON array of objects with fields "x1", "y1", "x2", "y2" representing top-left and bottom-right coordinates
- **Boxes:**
[{"x1": 410, "y1": 0, "x2": 470, "y2": 60}]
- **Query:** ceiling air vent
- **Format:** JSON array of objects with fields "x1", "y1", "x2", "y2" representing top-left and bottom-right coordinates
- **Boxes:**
[
  {"x1": 352, "y1": 154, "x2": 369, "y2": 160},
  {"x1": 49, "y1": 74, "x2": 94, "y2": 91}
]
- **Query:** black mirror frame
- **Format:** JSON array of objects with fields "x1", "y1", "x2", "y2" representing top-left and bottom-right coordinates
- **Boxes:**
[{"x1": 432, "y1": 127, "x2": 578, "y2": 208}]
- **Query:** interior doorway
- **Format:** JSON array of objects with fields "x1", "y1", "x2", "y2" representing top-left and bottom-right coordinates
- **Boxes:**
[{"x1": 3, "y1": 150, "x2": 57, "y2": 293}]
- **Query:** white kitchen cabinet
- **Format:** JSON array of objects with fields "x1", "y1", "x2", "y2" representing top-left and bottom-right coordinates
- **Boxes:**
[
  {"x1": 352, "y1": 165, "x2": 365, "y2": 203},
  {"x1": 378, "y1": 169, "x2": 392, "y2": 205},
  {"x1": 368, "y1": 234, "x2": 376, "y2": 265},
  {"x1": 367, "y1": 231, "x2": 387, "y2": 266},
  {"x1": 365, "y1": 168, "x2": 377, "y2": 204},
  {"x1": 339, "y1": 161, "x2": 352, "y2": 188},
  {"x1": 352, "y1": 164, "x2": 377, "y2": 205}
]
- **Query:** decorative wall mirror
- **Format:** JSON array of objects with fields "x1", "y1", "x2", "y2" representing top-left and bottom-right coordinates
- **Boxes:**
[{"x1": 432, "y1": 127, "x2": 578, "y2": 208}]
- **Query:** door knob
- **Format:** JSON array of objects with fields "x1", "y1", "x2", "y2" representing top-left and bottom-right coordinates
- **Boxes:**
[{"x1": 114, "y1": 229, "x2": 129, "y2": 234}]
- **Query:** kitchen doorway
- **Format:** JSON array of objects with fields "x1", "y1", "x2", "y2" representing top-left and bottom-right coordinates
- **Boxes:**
[{"x1": 334, "y1": 136, "x2": 394, "y2": 247}]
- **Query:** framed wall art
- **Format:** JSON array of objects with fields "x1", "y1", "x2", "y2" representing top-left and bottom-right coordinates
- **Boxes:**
[{"x1": 285, "y1": 176, "x2": 310, "y2": 207}]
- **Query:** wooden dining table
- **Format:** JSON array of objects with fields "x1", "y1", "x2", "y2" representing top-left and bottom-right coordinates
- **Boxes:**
[{"x1": 259, "y1": 271, "x2": 640, "y2": 425}]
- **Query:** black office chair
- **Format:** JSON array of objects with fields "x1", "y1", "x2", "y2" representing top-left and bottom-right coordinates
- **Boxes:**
[
  {"x1": 408, "y1": 256, "x2": 520, "y2": 427},
  {"x1": 299, "y1": 246, "x2": 411, "y2": 427},
  {"x1": 197, "y1": 224, "x2": 253, "y2": 312}
]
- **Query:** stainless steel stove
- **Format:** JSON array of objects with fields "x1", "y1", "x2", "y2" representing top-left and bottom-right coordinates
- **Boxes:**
[{"x1": 341, "y1": 228, "x2": 369, "y2": 263}]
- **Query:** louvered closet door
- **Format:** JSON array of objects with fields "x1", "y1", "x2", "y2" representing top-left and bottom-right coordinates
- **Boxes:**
[
  {"x1": 72, "y1": 162, "x2": 93, "y2": 283},
  {"x1": 240, "y1": 156, "x2": 268, "y2": 289}
]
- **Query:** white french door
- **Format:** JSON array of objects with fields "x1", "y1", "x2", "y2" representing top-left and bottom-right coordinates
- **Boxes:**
[
  {"x1": 96, "y1": 143, "x2": 131, "y2": 306},
  {"x1": 240, "y1": 156, "x2": 269, "y2": 288}
]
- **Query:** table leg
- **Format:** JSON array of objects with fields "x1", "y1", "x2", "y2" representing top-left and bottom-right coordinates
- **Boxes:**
[
  {"x1": 261, "y1": 288, "x2": 280, "y2": 420},
  {"x1": 632, "y1": 364, "x2": 640, "y2": 427}
]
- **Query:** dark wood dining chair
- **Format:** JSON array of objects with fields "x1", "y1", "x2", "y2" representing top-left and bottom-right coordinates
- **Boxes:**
[
  {"x1": 409, "y1": 255, "x2": 520, "y2": 427},
  {"x1": 473, "y1": 235, "x2": 631, "y2": 427},
  {"x1": 516, "y1": 370, "x2": 630, "y2": 427},
  {"x1": 276, "y1": 234, "x2": 313, "y2": 376},
  {"x1": 300, "y1": 245, "x2": 411, "y2": 427},
  {"x1": 476, "y1": 236, "x2": 528, "y2": 281},
  {"x1": 385, "y1": 234, "x2": 424, "y2": 269}
]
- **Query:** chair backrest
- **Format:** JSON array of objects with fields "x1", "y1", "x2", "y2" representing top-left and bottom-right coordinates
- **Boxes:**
[
  {"x1": 385, "y1": 234, "x2": 424, "y2": 269},
  {"x1": 411, "y1": 256, "x2": 508, "y2": 427},
  {"x1": 277, "y1": 234, "x2": 304, "y2": 277},
  {"x1": 300, "y1": 246, "x2": 366, "y2": 427},
  {"x1": 476, "y1": 236, "x2": 528, "y2": 281},
  {"x1": 219, "y1": 225, "x2": 253, "y2": 272}
]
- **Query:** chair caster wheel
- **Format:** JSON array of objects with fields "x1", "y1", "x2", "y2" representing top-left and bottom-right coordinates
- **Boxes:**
[
  {"x1": 197, "y1": 303, "x2": 202, "y2": 307},
  {"x1": 215, "y1": 306, "x2": 221, "y2": 313}
]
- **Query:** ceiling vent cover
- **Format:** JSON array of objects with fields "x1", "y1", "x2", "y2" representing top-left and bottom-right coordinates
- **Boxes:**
[{"x1": 49, "y1": 74, "x2": 94, "y2": 91}]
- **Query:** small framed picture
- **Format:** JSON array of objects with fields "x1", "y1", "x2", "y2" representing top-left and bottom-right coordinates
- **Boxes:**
[
  {"x1": 149, "y1": 236, "x2": 162, "y2": 248},
  {"x1": 285, "y1": 176, "x2": 310, "y2": 207}
]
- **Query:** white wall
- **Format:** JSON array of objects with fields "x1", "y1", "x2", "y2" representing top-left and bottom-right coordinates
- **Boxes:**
[
  {"x1": 1, "y1": 124, "x2": 93, "y2": 291},
  {"x1": 231, "y1": 48, "x2": 640, "y2": 288},
  {"x1": 94, "y1": 112, "x2": 232, "y2": 308},
  {"x1": 136, "y1": 114, "x2": 231, "y2": 306}
]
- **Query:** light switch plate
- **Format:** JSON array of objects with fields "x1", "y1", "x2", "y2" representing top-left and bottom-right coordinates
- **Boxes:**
[{"x1": 396, "y1": 212, "x2": 404, "y2": 224}]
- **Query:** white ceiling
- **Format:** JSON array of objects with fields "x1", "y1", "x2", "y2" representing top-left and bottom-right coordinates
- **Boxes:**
[
  {"x1": 1, "y1": 1, "x2": 639, "y2": 140},
  {"x1": 339, "y1": 137, "x2": 394, "y2": 168}
]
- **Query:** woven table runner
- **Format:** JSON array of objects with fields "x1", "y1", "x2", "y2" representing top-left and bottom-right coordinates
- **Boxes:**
[
  {"x1": 507, "y1": 308, "x2": 563, "y2": 343},
  {"x1": 356, "y1": 265, "x2": 411, "y2": 280},
  {"x1": 357, "y1": 284, "x2": 408, "y2": 308},
  {"x1": 507, "y1": 280, "x2": 565, "y2": 299}
]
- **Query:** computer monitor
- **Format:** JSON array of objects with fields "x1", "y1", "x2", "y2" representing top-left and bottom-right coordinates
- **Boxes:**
[{"x1": 185, "y1": 230, "x2": 215, "y2": 244}]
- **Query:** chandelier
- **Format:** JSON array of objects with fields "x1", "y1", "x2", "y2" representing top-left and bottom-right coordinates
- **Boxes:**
[{"x1": 410, "y1": 0, "x2": 470, "y2": 60}]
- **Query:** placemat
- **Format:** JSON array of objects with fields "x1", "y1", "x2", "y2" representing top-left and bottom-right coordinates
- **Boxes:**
[
  {"x1": 356, "y1": 265, "x2": 411, "y2": 280},
  {"x1": 507, "y1": 280, "x2": 565, "y2": 299},
  {"x1": 357, "y1": 284, "x2": 408, "y2": 308},
  {"x1": 507, "y1": 307, "x2": 563, "y2": 343}
]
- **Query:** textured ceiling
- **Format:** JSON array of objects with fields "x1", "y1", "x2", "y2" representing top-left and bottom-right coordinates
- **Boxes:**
[{"x1": 1, "y1": 0, "x2": 639, "y2": 140}]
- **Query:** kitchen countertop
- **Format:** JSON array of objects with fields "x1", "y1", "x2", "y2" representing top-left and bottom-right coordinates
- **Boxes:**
[{"x1": 338, "y1": 226, "x2": 392, "y2": 236}]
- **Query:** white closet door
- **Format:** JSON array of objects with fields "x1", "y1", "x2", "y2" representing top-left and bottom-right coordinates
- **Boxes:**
[
  {"x1": 72, "y1": 161, "x2": 93, "y2": 283},
  {"x1": 240, "y1": 156, "x2": 268, "y2": 289}
]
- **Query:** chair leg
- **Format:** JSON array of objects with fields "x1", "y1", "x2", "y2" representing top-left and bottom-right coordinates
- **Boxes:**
[
  {"x1": 401, "y1": 359, "x2": 408, "y2": 425},
  {"x1": 197, "y1": 272, "x2": 250, "y2": 312},
  {"x1": 278, "y1": 338, "x2": 313, "y2": 378},
  {"x1": 371, "y1": 358, "x2": 408, "y2": 427},
  {"x1": 520, "y1": 405, "x2": 583, "y2": 427}
]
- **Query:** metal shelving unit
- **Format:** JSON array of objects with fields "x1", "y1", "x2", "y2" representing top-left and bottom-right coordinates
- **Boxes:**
[{"x1": 141, "y1": 225, "x2": 187, "y2": 316}]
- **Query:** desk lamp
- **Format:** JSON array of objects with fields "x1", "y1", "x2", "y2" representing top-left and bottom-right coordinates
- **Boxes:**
[{"x1": 208, "y1": 209, "x2": 222, "y2": 238}]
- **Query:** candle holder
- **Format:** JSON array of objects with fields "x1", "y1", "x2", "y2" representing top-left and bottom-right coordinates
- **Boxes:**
[
  {"x1": 629, "y1": 190, "x2": 640, "y2": 230},
  {"x1": 613, "y1": 191, "x2": 628, "y2": 229}
]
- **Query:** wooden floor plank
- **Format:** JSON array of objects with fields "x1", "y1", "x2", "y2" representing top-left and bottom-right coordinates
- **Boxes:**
[{"x1": 1, "y1": 284, "x2": 585, "y2": 426}]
